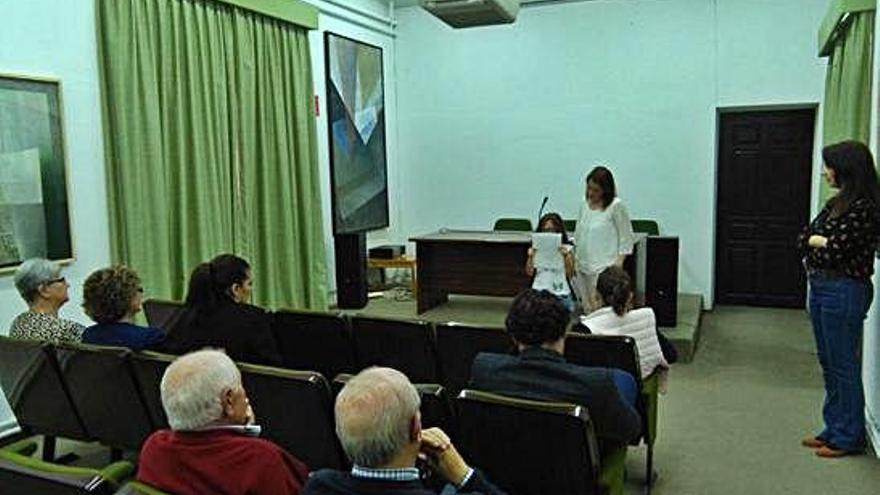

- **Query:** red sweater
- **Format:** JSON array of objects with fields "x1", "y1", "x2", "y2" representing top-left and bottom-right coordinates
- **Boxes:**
[{"x1": 138, "y1": 429, "x2": 308, "y2": 495}]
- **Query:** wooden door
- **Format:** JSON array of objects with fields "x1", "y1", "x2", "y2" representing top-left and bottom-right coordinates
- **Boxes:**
[{"x1": 715, "y1": 109, "x2": 814, "y2": 307}]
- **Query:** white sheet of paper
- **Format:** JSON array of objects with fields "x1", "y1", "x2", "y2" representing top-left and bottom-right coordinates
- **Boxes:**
[{"x1": 533, "y1": 232, "x2": 563, "y2": 270}]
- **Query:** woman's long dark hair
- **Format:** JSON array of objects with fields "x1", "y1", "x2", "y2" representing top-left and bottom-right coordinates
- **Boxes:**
[
  {"x1": 184, "y1": 253, "x2": 250, "y2": 312},
  {"x1": 596, "y1": 266, "x2": 632, "y2": 317},
  {"x1": 823, "y1": 140, "x2": 880, "y2": 217},
  {"x1": 536, "y1": 212, "x2": 571, "y2": 244}
]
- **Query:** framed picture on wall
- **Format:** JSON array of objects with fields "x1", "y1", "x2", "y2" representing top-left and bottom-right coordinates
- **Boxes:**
[
  {"x1": 0, "y1": 74, "x2": 73, "y2": 270},
  {"x1": 324, "y1": 32, "x2": 390, "y2": 235}
]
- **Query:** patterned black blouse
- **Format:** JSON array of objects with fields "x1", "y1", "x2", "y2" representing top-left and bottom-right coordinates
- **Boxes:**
[{"x1": 798, "y1": 197, "x2": 880, "y2": 279}]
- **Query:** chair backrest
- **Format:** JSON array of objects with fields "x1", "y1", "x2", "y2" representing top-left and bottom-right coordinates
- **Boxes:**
[
  {"x1": 414, "y1": 384, "x2": 456, "y2": 436},
  {"x1": 493, "y1": 218, "x2": 533, "y2": 231},
  {"x1": 54, "y1": 343, "x2": 157, "y2": 451},
  {"x1": 456, "y1": 389, "x2": 601, "y2": 495},
  {"x1": 563, "y1": 219, "x2": 577, "y2": 233},
  {"x1": 631, "y1": 219, "x2": 659, "y2": 235},
  {"x1": 564, "y1": 332, "x2": 642, "y2": 387},
  {"x1": 0, "y1": 337, "x2": 90, "y2": 441},
  {"x1": 434, "y1": 323, "x2": 514, "y2": 396},
  {"x1": 271, "y1": 309, "x2": 357, "y2": 381},
  {"x1": 128, "y1": 351, "x2": 176, "y2": 429},
  {"x1": 349, "y1": 316, "x2": 441, "y2": 383},
  {"x1": 142, "y1": 299, "x2": 186, "y2": 333},
  {"x1": 239, "y1": 363, "x2": 346, "y2": 470}
]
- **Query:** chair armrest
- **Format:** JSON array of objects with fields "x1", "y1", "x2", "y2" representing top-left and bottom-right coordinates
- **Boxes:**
[{"x1": 0, "y1": 439, "x2": 38, "y2": 457}]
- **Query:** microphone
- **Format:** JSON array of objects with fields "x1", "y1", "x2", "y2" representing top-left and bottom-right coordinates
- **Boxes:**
[{"x1": 537, "y1": 196, "x2": 549, "y2": 226}]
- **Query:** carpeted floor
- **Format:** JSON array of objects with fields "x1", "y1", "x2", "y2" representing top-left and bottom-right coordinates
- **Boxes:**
[{"x1": 630, "y1": 305, "x2": 880, "y2": 494}]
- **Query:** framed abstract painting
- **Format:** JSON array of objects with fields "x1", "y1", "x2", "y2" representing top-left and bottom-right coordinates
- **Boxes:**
[
  {"x1": 324, "y1": 32, "x2": 389, "y2": 235},
  {"x1": 0, "y1": 74, "x2": 73, "y2": 270}
]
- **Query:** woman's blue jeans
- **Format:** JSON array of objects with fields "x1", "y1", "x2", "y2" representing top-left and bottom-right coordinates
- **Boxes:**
[{"x1": 808, "y1": 275, "x2": 872, "y2": 450}]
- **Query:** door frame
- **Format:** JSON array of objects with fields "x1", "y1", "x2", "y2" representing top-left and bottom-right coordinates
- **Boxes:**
[{"x1": 711, "y1": 103, "x2": 820, "y2": 308}]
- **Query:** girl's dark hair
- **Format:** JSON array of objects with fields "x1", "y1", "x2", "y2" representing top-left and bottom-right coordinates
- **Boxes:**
[
  {"x1": 823, "y1": 140, "x2": 880, "y2": 217},
  {"x1": 536, "y1": 212, "x2": 571, "y2": 244},
  {"x1": 586, "y1": 166, "x2": 617, "y2": 208},
  {"x1": 184, "y1": 253, "x2": 250, "y2": 312},
  {"x1": 596, "y1": 266, "x2": 632, "y2": 317}
]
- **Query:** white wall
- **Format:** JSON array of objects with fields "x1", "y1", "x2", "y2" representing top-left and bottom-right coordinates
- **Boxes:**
[
  {"x1": 394, "y1": 0, "x2": 828, "y2": 306},
  {"x1": 0, "y1": 0, "x2": 113, "y2": 434}
]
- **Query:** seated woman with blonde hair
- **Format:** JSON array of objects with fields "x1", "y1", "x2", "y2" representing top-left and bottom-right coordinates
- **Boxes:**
[
  {"x1": 581, "y1": 266, "x2": 675, "y2": 381},
  {"x1": 81, "y1": 265, "x2": 164, "y2": 351},
  {"x1": 9, "y1": 258, "x2": 83, "y2": 343}
]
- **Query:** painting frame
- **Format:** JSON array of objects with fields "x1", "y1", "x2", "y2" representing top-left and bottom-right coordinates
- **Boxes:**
[
  {"x1": 324, "y1": 32, "x2": 390, "y2": 235},
  {"x1": 0, "y1": 73, "x2": 74, "y2": 273}
]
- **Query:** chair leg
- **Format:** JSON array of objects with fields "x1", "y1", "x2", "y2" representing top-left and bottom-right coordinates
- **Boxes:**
[
  {"x1": 41, "y1": 435, "x2": 56, "y2": 462},
  {"x1": 645, "y1": 441, "x2": 655, "y2": 493}
]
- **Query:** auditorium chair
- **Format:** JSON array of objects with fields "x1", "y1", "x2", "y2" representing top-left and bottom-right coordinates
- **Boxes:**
[
  {"x1": 434, "y1": 322, "x2": 514, "y2": 396},
  {"x1": 631, "y1": 219, "x2": 660, "y2": 235},
  {"x1": 0, "y1": 439, "x2": 132, "y2": 495},
  {"x1": 0, "y1": 337, "x2": 90, "y2": 461},
  {"x1": 563, "y1": 219, "x2": 577, "y2": 232},
  {"x1": 128, "y1": 351, "x2": 176, "y2": 429},
  {"x1": 492, "y1": 218, "x2": 533, "y2": 231},
  {"x1": 272, "y1": 309, "x2": 358, "y2": 381},
  {"x1": 456, "y1": 389, "x2": 602, "y2": 495},
  {"x1": 54, "y1": 343, "x2": 157, "y2": 452},
  {"x1": 114, "y1": 481, "x2": 173, "y2": 495},
  {"x1": 238, "y1": 363, "x2": 347, "y2": 470},
  {"x1": 332, "y1": 374, "x2": 456, "y2": 436},
  {"x1": 565, "y1": 331, "x2": 660, "y2": 491},
  {"x1": 142, "y1": 299, "x2": 186, "y2": 333},
  {"x1": 349, "y1": 316, "x2": 442, "y2": 384}
]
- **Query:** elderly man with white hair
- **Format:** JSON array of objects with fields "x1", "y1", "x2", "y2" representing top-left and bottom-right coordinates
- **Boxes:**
[
  {"x1": 137, "y1": 349, "x2": 308, "y2": 495},
  {"x1": 303, "y1": 367, "x2": 506, "y2": 495}
]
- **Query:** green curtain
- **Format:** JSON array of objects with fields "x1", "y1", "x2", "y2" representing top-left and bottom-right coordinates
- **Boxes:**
[
  {"x1": 97, "y1": 0, "x2": 327, "y2": 309},
  {"x1": 820, "y1": 11, "x2": 875, "y2": 202}
]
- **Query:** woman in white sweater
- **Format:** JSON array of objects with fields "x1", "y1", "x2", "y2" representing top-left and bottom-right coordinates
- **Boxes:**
[
  {"x1": 581, "y1": 266, "x2": 673, "y2": 379},
  {"x1": 573, "y1": 166, "x2": 635, "y2": 313}
]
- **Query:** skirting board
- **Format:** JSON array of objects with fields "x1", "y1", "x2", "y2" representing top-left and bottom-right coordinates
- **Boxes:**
[{"x1": 867, "y1": 407, "x2": 880, "y2": 458}]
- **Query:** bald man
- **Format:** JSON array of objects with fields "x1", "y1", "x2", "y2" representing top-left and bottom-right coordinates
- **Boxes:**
[
  {"x1": 137, "y1": 349, "x2": 308, "y2": 495},
  {"x1": 303, "y1": 367, "x2": 506, "y2": 495}
]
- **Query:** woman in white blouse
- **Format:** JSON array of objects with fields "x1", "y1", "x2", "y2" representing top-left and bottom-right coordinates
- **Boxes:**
[{"x1": 573, "y1": 165, "x2": 634, "y2": 312}]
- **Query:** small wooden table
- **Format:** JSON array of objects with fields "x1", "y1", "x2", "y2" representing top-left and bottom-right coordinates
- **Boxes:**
[{"x1": 367, "y1": 255, "x2": 418, "y2": 294}]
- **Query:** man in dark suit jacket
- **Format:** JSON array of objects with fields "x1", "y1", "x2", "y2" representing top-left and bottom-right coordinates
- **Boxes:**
[
  {"x1": 469, "y1": 289, "x2": 642, "y2": 446},
  {"x1": 303, "y1": 367, "x2": 506, "y2": 495}
]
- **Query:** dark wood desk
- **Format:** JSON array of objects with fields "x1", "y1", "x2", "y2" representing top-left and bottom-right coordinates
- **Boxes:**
[{"x1": 410, "y1": 230, "x2": 532, "y2": 314}]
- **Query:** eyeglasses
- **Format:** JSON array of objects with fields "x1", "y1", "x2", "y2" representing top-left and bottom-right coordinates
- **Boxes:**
[{"x1": 44, "y1": 277, "x2": 66, "y2": 286}]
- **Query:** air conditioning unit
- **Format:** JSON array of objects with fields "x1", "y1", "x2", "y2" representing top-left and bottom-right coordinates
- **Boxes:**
[{"x1": 420, "y1": 0, "x2": 520, "y2": 28}]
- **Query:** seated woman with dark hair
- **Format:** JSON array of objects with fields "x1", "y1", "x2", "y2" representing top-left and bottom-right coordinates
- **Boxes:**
[
  {"x1": 163, "y1": 253, "x2": 282, "y2": 366},
  {"x1": 81, "y1": 265, "x2": 164, "y2": 351},
  {"x1": 582, "y1": 266, "x2": 675, "y2": 380}
]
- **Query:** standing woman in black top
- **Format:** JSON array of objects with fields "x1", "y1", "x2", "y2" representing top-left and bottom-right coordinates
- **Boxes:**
[
  {"x1": 798, "y1": 141, "x2": 880, "y2": 457},
  {"x1": 163, "y1": 254, "x2": 282, "y2": 366}
]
